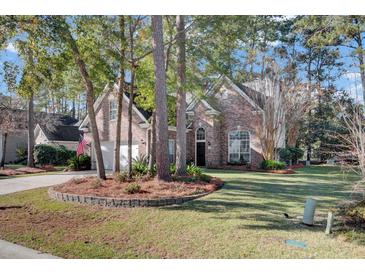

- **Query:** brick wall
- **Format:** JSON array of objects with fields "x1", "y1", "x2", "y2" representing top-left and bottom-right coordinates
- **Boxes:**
[
  {"x1": 190, "y1": 81, "x2": 264, "y2": 168},
  {"x1": 95, "y1": 92, "x2": 148, "y2": 155}
]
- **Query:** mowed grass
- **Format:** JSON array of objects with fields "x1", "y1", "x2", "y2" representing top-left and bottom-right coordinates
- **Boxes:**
[{"x1": 0, "y1": 166, "x2": 365, "y2": 258}]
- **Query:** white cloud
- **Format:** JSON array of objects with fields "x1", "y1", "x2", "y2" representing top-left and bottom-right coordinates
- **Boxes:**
[{"x1": 5, "y1": 43, "x2": 17, "y2": 53}]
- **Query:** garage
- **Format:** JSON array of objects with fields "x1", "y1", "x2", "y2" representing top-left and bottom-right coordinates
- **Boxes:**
[{"x1": 99, "y1": 141, "x2": 139, "y2": 170}]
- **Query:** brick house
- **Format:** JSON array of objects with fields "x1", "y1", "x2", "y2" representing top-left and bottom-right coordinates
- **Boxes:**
[{"x1": 80, "y1": 75, "x2": 284, "y2": 170}]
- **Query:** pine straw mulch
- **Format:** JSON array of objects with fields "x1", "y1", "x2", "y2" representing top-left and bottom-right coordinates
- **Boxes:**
[
  {"x1": 0, "y1": 166, "x2": 57, "y2": 177},
  {"x1": 53, "y1": 175, "x2": 224, "y2": 199}
]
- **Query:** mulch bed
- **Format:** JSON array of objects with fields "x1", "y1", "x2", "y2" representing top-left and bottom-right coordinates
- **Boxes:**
[
  {"x1": 0, "y1": 169, "x2": 25, "y2": 176},
  {"x1": 53, "y1": 176, "x2": 223, "y2": 199},
  {"x1": 16, "y1": 167, "x2": 46, "y2": 174},
  {"x1": 0, "y1": 166, "x2": 48, "y2": 177},
  {"x1": 267, "y1": 169, "x2": 295, "y2": 174}
]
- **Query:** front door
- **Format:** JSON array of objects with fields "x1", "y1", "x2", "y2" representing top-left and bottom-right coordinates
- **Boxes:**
[{"x1": 196, "y1": 142, "x2": 206, "y2": 166}]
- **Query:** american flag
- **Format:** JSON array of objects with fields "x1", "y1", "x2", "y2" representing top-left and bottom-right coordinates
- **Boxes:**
[{"x1": 76, "y1": 134, "x2": 87, "y2": 156}]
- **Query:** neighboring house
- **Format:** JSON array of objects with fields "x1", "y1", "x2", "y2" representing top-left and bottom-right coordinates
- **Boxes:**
[
  {"x1": 80, "y1": 75, "x2": 285, "y2": 170},
  {"x1": 0, "y1": 108, "x2": 78, "y2": 163},
  {"x1": 34, "y1": 124, "x2": 81, "y2": 151}
]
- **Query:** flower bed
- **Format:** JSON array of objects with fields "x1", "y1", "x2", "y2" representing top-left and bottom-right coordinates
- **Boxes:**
[{"x1": 49, "y1": 175, "x2": 224, "y2": 208}]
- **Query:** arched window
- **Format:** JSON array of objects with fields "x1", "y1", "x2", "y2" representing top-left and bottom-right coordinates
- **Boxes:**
[
  {"x1": 228, "y1": 130, "x2": 250, "y2": 163},
  {"x1": 196, "y1": 127, "x2": 205, "y2": 141}
]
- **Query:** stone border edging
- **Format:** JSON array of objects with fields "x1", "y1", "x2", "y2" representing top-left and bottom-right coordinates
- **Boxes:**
[{"x1": 48, "y1": 181, "x2": 223, "y2": 208}]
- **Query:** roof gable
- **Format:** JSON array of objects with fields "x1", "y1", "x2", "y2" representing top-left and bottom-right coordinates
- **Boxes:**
[
  {"x1": 187, "y1": 75, "x2": 263, "y2": 113},
  {"x1": 36, "y1": 124, "x2": 81, "y2": 142},
  {"x1": 79, "y1": 83, "x2": 150, "y2": 129}
]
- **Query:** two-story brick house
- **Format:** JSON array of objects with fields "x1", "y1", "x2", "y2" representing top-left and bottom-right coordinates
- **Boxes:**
[{"x1": 80, "y1": 75, "x2": 284, "y2": 170}]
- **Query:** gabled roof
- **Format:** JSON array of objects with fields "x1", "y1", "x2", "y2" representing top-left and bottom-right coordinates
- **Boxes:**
[
  {"x1": 79, "y1": 83, "x2": 151, "y2": 129},
  {"x1": 186, "y1": 75, "x2": 263, "y2": 114},
  {"x1": 36, "y1": 124, "x2": 81, "y2": 142}
]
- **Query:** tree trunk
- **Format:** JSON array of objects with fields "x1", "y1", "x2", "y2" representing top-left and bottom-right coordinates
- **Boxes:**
[
  {"x1": 175, "y1": 15, "x2": 187, "y2": 175},
  {"x1": 127, "y1": 17, "x2": 136, "y2": 179},
  {"x1": 353, "y1": 19, "x2": 365, "y2": 103},
  {"x1": 148, "y1": 112, "x2": 156, "y2": 174},
  {"x1": 113, "y1": 15, "x2": 126, "y2": 173},
  {"x1": 64, "y1": 23, "x2": 106, "y2": 179},
  {"x1": 151, "y1": 15, "x2": 171, "y2": 182},
  {"x1": 0, "y1": 133, "x2": 8, "y2": 169},
  {"x1": 71, "y1": 98, "x2": 76, "y2": 118},
  {"x1": 127, "y1": 68, "x2": 135, "y2": 178},
  {"x1": 27, "y1": 93, "x2": 35, "y2": 167}
]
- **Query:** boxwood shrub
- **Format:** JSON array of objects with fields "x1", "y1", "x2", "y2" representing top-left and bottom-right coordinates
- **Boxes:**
[
  {"x1": 261, "y1": 159, "x2": 286, "y2": 170},
  {"x1": 34, "y1": 144, "x2": 75, "y2": 166}
]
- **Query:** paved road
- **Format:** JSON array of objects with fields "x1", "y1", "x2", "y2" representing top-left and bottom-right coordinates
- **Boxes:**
[
  {"x1": 0, "y1": 170, "x2": 97, "y2": 259},
  {"x1": 0, "y1": 170, "x2": 96, "y2": 195}
]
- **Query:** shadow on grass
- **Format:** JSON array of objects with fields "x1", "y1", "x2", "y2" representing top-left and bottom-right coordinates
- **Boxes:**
[{"x1": 164, "y1": 166, "x2": 356, "y2": 232}]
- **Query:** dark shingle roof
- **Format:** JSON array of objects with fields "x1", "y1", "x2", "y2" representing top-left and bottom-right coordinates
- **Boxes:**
[{"x1": 40, "y1": 125, "x2": 81, "y2": 142}]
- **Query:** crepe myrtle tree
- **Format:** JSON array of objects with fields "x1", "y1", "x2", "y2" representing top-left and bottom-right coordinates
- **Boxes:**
[{"x1": 251, "y1": 60, "x2": 286, "y2": 161}]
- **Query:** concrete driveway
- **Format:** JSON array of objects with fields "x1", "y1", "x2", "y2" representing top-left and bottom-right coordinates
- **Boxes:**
[
  {"x1": 0, "y1": 170, "x2": 96, "y2": 195},
  {"x1": 0, "y1": 170, "x2": 97, "y2": 259}
]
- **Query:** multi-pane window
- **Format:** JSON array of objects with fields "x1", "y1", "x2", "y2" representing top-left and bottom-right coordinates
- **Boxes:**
[
  {"x1": 109, "y1": 100, "x2": 117, "y2": 120},
  {"x1": 168, "y1": 139, "x2": 175, "y2": 163},
  {"x1": 228, "y1": 130, "x2": 250, "y2": 163},
  {"x1": 196, "y1": 127, "x2": 205, "y2": 141}
]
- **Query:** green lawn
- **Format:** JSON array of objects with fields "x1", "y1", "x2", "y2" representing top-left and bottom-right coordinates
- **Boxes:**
[{"x1": 0, "y1": 166, "x2": 364, "y2": 258}]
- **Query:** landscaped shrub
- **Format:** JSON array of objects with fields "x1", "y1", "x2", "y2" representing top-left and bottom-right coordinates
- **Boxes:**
[
  {"x1": 114, "y1": 171, "x2": 128, "y2": 183},
  {"x1": 132, "y1": 155, "x2": 148, "y2": 176},
  {"x1": 289, "y1": 147, "x2": 304, "y2": 163},
  {"x1": 279, "y1": 148, "x2": 292, "y2": 162},
  {"x1": 198, "y1": 173, "x2": 211, "y2": 182},
  {"x1": 67, "y1": 155, "x2": 91, "y2": 171},
  {"x1": 261, "y1": 159, "x2": 286, "y2": 170},
  {"x1": 124, "y1": 182, "x2": 141, "y2": 194},
  {"x1": 169, "y1": 163, "x2": 176, "y2": 174},
  {"x1": 34, "y1": 144, "x2": 75, "y2": 166},
  {"x1": 279, "y1": 147, "x2": 304, "y2": 164},
  {"x1": 186, "y1": 163, "x2": 202, "y2": 176},
  {"x1": 55, "y1": 145, "x2": 76, "y2": 165},
  {"x1": 132, "y1": 162, "x2": 148, "y2": 176},
  {"x1": 34, "y1": 144, "x2": 58, "y2": 165},
  {"x1": 16, "y1": 147, "x2": 27, "y2": 161}
]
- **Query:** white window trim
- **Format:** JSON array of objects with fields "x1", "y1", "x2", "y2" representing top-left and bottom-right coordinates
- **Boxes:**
[
  {"x1": 196, "y1": 127, "x2": 206, "y2": 142},
  {"x1": 195, "y1": 127, "x2": 206, "y2": 166},
  {"x1": 228, "y1": 130, "x2": 251, "y2": 164},
  {"x1": 109, "y1": 100, "x2": 117, "y2": 121}
]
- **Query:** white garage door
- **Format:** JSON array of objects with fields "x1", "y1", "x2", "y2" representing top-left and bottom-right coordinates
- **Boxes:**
[{"x1": 100, "y1": 142, "x2": 139, "y2": 170}]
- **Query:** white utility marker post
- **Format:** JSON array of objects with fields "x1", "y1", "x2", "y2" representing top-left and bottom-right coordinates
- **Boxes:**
[
  {"x1": 303, "y1": 197, "x2": 317, "y2": 225},
  {"x1": 325, "y1": 211, "x2": 334, "y2": 235}
]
